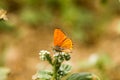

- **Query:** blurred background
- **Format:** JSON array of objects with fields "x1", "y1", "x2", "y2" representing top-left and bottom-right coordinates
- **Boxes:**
[{"x1": 0, "y1": 0, "x2": 120, "y2": 80}]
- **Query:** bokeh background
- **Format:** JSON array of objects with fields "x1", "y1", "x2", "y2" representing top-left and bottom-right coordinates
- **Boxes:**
[{"x1": 0, "y1": 0, "x2": 120, "y2": 80}]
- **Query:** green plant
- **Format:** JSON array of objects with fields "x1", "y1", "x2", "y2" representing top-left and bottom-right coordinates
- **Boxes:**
[
  {"x1": 32, "y1": 29, "x2": 100, "y2": 80},
  {"x1": 32, "y1": 50, "x2": 71, "y2": 80}
]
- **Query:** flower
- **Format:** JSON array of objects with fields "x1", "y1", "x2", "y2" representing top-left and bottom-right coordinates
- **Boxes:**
[
  {"x1": 39, "y1": 50, "x2": 50, "y2": 55},
  {"x1": 39, "y1": 50, "x2": 50, "y2": 61}
]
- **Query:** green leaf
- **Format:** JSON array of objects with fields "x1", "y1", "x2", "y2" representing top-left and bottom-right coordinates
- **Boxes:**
[
  {"x1": 32, "y1": 70, "x2": 52, "y2": 80},
  {"x1": 67, "y1": 72, "x2": 100, "y2": 80},
  {"x1": 60, "y1": 64, "x2": 71, "y2": 74}
]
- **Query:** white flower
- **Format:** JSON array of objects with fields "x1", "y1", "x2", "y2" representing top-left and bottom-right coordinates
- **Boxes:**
[
  {"x1": 61, "y1": 52, "x2": 65, "y2": 55},
  {"x1": 39, "y1": 50, "x2": 50, "y2": 61},
  {"x1": 39, "y1": 50, "x2": 50, "y2": 55},
  {"x1": 53, "y1": 53, "x2": 59, "y2": 57},
  {"x1": 40, "y1": 56, "x2": 46, "y2": 61}
]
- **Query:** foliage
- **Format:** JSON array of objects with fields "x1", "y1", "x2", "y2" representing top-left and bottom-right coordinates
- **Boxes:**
[
  {"x1": 32, "y1": 50, "x2": 72, "y2": 80},
  {"x1": 33, "y1": 50, "x2": 100, "y2": 80},
  {"x1": 67, "y1": 72, "x2": 100, "y2": 80}
]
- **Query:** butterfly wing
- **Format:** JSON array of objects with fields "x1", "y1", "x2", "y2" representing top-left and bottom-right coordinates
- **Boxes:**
[
  {"x1": 54, "y1": 29, "x2": 67, "y2": 46},
  {"x1": 61, "y1": 38, "x2": 72, "y2": 50}
]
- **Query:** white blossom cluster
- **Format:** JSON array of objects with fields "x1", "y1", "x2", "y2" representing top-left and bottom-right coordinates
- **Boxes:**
[
  {"x1": 53, "y1": 52, "x2": 66, "y2": 57},
  {"x1": 53, "y1": 52, "x2": 70, "y2": 63},
  {"x1": 39, "y1": 50, "x2": 50, "y2": 61}
]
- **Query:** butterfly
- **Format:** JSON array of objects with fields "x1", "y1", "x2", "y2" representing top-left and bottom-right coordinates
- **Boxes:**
[{"x1": 53, "y1": 29, "x2": 72, "y2": 52}]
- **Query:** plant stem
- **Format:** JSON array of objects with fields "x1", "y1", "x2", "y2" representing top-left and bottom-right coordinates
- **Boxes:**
[
  {"x1": 52, "y1": 65, "x2": 57, "y2": 80},
  {"x1": 52, "y1": 53, "x2": 61, "y2": 80},
  {"x1": 52, "y1": 57, "x2": 58, "y2": 80}
]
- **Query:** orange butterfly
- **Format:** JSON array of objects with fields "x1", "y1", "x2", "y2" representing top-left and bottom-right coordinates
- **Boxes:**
[{"x1": 53, "y1": 29, "x2": 72, "y2": 52}]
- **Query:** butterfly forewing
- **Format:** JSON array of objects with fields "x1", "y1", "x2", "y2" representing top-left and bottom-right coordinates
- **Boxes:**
[{"x1": 54, "y1": 29, "x2": 67, "y2": 46}]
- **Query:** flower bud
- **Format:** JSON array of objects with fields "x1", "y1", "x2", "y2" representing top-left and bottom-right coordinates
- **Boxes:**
[
  {"x1": 58, "y1": 70, "x2": 65, "y2": 77},
  {"x1": 64, "y1": 54, "x2": 71, "y2": 61}
]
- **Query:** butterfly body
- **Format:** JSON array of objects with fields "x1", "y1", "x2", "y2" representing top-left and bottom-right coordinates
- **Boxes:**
[
  {"x1": 53, "y1": 29, "x2": 72, "y2": 52},
  {"x1": 53, "y1": 45, "x2": 64, "y2": 52}
]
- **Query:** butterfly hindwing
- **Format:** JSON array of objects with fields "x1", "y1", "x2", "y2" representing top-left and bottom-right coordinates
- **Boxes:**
[{"x1": 61, "y1": 38, "x2": 72, "y2": 50}]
